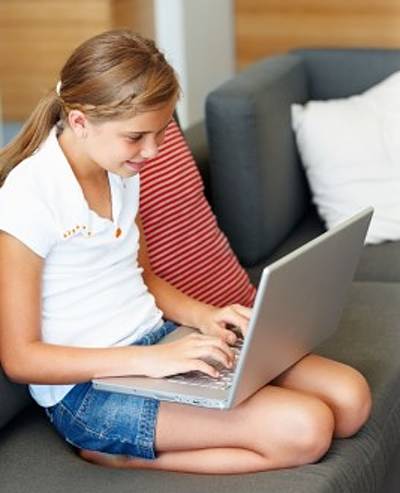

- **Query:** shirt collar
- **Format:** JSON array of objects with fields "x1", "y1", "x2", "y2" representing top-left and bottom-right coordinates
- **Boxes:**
[{"x1": 34, "y1": 128, "x2": 127, "y2": 240}]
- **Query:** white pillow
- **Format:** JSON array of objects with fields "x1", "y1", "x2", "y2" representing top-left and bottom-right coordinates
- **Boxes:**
[{"x1": 291, "y1": 71, "x2": 400, "y2": 244}]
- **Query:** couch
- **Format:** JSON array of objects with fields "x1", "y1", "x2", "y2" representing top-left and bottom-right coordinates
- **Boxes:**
[{"x1": 2, "y1": 48, "x2": 400, "y2": 493}]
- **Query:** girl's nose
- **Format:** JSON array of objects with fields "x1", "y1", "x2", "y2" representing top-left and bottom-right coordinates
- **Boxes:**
[{"x1": 140, "y1": 136, "x2": 159, "y2": 160}]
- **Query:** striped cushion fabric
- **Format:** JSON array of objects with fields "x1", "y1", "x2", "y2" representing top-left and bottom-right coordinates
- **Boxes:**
[{"x1": 139, "y1": 120, "x2": 256, "y2": 308}]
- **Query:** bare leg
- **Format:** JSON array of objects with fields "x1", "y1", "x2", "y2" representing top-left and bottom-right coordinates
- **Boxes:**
[
  {"x1": 80, "y1": 384, "x2": 335, "y2": 474},
  {"x1": 273, "y1": 354, "x2": 372, "y2": 437},
  {"x1": 81, "y1": 448, "x2": 281, "y2": 474},
  {"x1": 79, "y1": 355, "x2": 370, "y2": 473}
]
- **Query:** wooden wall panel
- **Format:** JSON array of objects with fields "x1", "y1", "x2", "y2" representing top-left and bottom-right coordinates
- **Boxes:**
[
  {"x1": 112, "y1": 0, "x2": 154, "y2": 38},
  {"x1": 7, "y1": 1, "x2": 398, "y2": 120},
  {"x1": 235, "y1": 0, "x2": 400, "y2": 69},
  {"x1": 0, "y1": 0, "x2": 111, "y2": 120},
  {"x1": 0, "y1": 0, "x2": 155, "y2": 121}
]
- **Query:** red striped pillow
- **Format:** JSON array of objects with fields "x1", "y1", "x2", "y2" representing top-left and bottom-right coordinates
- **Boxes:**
[{"x1": 139, "y1": 120, "x2": 256, "y2": 308}]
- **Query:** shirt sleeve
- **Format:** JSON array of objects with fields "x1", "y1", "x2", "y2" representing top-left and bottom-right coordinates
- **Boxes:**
[{"x1": 0, "y1": 175, "x2": 58, "y2": 258}]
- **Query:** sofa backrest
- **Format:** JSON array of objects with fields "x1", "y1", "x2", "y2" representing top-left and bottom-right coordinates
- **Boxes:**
[{"x1": 294, "y1": 48, "x2": 400, "y2": 100}]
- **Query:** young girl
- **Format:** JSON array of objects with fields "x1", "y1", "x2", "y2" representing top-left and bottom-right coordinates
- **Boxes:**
[{"x1": 0, "y1": 30, "x2": 371, "y2": 475}]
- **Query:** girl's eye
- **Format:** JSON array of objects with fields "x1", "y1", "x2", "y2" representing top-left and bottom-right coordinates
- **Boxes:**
[{"x1": 127, "y1": 135, "x2": 143, "y2": 142}]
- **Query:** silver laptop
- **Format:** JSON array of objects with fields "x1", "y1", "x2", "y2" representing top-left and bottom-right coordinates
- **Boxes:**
[{"x1": 93, "y1": 207, "x2": 373, "y2": 409}]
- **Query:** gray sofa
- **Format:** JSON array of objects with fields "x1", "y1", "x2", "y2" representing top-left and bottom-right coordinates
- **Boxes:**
[{"x1": 2, "y1": 48, "x2": 400, "y2": 492}]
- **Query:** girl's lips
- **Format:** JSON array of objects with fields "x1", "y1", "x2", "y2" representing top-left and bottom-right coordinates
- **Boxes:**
[{"x1": 124, "y1": 160, "x2": 146, "y2": 172}]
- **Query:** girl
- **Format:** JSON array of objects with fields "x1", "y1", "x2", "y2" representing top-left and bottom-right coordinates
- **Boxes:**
[{"x1": 0, "y1": 30, "x2": 371, "y2": 475}]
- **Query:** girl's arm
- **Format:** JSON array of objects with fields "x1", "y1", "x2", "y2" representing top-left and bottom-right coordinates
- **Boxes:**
[
  {"x1": 0, "y1": 231, "x2": 164, "y2": 384},
  {"x1": 136, "y1": 215, "x2": 252, "y2": 343},
  {"x1": 0, "y1": 232, "x2": 234, "y2": 384}
]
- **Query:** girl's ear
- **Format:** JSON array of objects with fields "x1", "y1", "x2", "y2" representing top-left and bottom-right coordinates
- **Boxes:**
[{"x1": 67, "y1": 110, "x2": 89, "y2": 139}]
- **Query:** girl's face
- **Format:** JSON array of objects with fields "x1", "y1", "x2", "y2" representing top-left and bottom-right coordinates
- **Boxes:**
[{"x1": 80, "y1": 99, "x2": 176, "y2": 178}]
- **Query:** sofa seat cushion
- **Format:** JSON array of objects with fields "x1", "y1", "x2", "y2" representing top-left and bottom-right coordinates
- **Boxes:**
[
  {"x1": 355, "y1": 241, "x2": 400, "y2": 282},
  {"x1": 1, "y1": 282, "x2": 400, "y2": 493},
  {"x1": 247, "y1": 209, "x2": 400, "y2": 285}
]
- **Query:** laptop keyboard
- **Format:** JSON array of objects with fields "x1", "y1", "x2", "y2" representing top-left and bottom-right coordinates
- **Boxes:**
[{"x1": 166, "y1": 338, "x2": 244, "y2": 390}]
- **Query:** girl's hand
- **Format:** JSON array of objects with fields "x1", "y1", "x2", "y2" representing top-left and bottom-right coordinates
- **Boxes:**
[
  {"x1": 198, "y1": 304, "x2": 252, "y2": 345},
  {"x1": 142, "y1": 332, "x2": 235, "y2": 378}
]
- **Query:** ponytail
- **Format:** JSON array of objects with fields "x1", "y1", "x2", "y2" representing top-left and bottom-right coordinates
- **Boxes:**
[{"x1": 0, "y1": 90, "x2": 63, "y2": 186}]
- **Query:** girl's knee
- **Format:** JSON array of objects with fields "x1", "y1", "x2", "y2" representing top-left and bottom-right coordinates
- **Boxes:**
[
  {"x1": 260, "y1": 396, "x2": 335, "y2": 469},
  {"x1": 332, "y1": 367, "x2": 372, "y2": 437},
  {"x1": 291, "y1": 399, "x2": 334, "y2": 465}
]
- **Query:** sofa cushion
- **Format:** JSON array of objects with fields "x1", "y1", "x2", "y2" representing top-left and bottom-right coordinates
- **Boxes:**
[
  {"x1": 248, "y1": 209, "x2": 400, "y2": 286},
  {"x1": 139, "y1": 120, "x2": 256, "y2": 307},
  {"x1": 291, "y1": 70, "x2": 400, "y2": 244},
  {"x1": 1, "y1": 282, "x2": 399, "y2": 493}
]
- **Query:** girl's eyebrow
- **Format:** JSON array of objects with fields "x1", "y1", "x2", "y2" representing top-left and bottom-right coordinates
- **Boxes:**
[{"x1": 123, "y1": 119, "x2": 173, "y2": 136}]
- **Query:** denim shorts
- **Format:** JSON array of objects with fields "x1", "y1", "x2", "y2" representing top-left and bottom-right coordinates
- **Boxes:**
[{"x1": 45, "y1": 320, "x2": 177, "y2": 460}]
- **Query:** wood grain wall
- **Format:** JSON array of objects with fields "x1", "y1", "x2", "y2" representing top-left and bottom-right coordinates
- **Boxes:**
[
  {"x1": 112, "y1": 0, "x2": 154, "y2": 38},
  {"x1": 3, "y1": 1, "x2": 400, "y2": 120},
  {"x1": 0, "y1": 0, "x2": 154, "y2": 121},
  {"x1": 235, "y1": 0, "x2": 400, "y2": 69}
]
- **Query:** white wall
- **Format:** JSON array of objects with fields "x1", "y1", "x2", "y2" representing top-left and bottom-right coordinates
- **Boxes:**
[{"x1": 154, "y1": 0, "x2": 235, "y2": 129}]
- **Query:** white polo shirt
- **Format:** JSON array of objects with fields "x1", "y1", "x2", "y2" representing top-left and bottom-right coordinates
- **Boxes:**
[{"x1": 0, "y1": 128, "x2": 163, "y2": 407}]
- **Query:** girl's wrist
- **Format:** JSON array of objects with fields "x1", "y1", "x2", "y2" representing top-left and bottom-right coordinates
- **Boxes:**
[
  {"x1": 192, "y1": 302, "x2": 218, "y2": 332},
  {"x1": 123, "y1": 344, "x2": 160, "y2": 378}
]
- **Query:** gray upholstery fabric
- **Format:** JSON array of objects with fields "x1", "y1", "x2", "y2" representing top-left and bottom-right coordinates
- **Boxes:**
[
  {"x1": 355, "y1": 241, "x2": 400, "y2": 282},
  {"x1": 247, "y1": 210, "x2": 400, "y2": 286},
  {"x1": 247, "y1": 210, "x2": 324, "y2": 285},
  {"x1": 0, "y1": 367, "x2": 31, "y2": 430},
  {"x1": 206, "y1": 55, "x2": 310, "y2": 266},
  {"x1": 183, "y1": 120, "x2": 211, "y2": 202},
  {"x1": 1, "y1": 282, "x2": 400, "y2": 493},
  {"x1": 293, "y1": 48, "x2": 400, "y2": 100}
]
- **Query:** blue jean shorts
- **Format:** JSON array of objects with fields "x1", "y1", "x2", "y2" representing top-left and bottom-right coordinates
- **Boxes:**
[{"x1": 45, "y1": 320, "x2": 177, "y2": 460}]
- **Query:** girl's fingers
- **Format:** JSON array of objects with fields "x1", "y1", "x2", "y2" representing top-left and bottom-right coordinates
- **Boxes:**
[
  {"x1": 204, "y1": 325, "x2": 238, "y2": 344},
  {"x1": 217, "y1": 312, "x2": 248, "y2": 336},
  {"x1": 189, "y1": 360, "x2": 220, "y2": 378},
  {"x1": 201, "y1": 346, "x2": 234, "y2": 368},
  {"x1": 182, "y1": 334, "x2": 234, "y2": 368},
  {"x1": 221, "y1": 328, "x2": 237, "y2": 344},
  {"x1": 192, "y1": 334, "x2": 234, "y2": 360},
  {"x1": 217, "y1": 305, "x2": 252, "y2": 336}
]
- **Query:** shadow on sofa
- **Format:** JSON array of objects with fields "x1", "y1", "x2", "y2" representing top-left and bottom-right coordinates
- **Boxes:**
[{"x1": 2, "y1": 48, "x2": 400, "y2": 493}]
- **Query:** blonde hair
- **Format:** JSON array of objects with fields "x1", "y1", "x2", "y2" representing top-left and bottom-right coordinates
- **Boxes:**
[{"x1": 0, "y1": 29, "x2": 180, "y2": 186}]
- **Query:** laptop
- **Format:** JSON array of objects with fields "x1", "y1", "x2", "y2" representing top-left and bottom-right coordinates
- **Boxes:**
[{"x1": 93, "y1": 207, "x2": 373, "y2": 409}]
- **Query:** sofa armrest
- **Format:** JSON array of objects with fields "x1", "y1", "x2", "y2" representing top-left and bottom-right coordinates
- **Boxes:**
[{"x1": 206, "y1": 54, "x2": 311, "y2": 266}]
